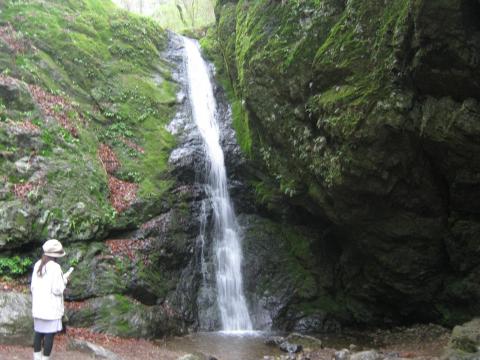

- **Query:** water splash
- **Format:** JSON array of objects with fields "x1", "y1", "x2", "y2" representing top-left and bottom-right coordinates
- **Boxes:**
[{"x1": 183, "y1": 37, "x2": 253, "y2": 332}]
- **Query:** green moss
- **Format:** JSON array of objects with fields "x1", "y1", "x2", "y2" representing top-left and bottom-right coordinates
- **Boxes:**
[
  {"x1": 97, "y1": 294, "x2": 135, "y2": 335},
  {"x1": 0, "y1": 0, "x2": 179, "y2": 240},
  {"x1": 282, "y1": 229, "x2": 317, "y2": 299},
  {"x1": 451, "y1": 337, "x2": 478, "y2": 353},
  {"x1": 211, "y1": 0, "x2": 424, "y2": 206},
  {"x1": 231, "y1": 98, "x2": 252, "y2": 155},
  {"x1": 201, "y1": 13, "x2": 253, "y2": 156},
  {"x1": 136, "y1": 265, "x2": 172, "y2": 301}
]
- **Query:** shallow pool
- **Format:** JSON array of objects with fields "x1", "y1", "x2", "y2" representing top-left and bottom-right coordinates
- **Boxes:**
[{"x1": 163, "y1": 331, "x2": 284, "y2": 360}]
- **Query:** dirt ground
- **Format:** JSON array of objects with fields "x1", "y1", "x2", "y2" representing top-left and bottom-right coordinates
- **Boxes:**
[
  {"x1": 0, "y1": 323, "x2": 450, "y2": 360},
  {"x1": 0, "y1": 329, "x2": 185, "y2": 360}
]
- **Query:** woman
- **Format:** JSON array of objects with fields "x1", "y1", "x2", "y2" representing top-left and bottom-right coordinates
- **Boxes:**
[{"x1": 31, "y1": 239, "x2": 73, "y2": 360}]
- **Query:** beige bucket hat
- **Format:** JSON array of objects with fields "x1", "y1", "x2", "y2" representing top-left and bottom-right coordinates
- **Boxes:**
[{"x1": 42, "y1": 239, "x2": 66, "y2": 258}]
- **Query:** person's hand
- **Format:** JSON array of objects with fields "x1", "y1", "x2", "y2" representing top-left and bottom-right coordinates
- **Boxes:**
[{"x1": 64, "y1": 267, "x2": 74, "y2": 280}]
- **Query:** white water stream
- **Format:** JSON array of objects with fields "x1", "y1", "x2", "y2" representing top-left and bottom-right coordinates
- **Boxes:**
[{"x1": 183, "y1": 37, "x2": 253, "y2": 332}]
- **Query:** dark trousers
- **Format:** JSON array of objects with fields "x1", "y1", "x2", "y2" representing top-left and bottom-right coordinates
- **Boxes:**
[{"x1": 33, "y1": 332, "x2": 55, "y2": 356}]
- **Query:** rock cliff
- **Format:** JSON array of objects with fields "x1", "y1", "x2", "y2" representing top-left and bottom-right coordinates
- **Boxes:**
[{"x1": 209, "y1": 0, "x2": 480, "y2": 327}]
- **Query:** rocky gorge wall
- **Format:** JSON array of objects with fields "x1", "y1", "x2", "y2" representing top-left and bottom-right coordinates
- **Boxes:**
[
  {"x1": 0, "y1": 0, "x2": 328, "y2": 338},
  {"x1": 0, "y1": 0, "x2": 187, "y2": 338},
  {"x1": 2, "y1": 0, "x2": 480, "y2": 342},
  {"x1": 208, "y1": 0, "x2": 480, "y2": 328}
]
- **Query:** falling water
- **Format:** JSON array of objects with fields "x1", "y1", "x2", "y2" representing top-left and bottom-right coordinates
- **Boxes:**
[{"x1": 183, "y1": 37, "x2": 253, "y2": 332}]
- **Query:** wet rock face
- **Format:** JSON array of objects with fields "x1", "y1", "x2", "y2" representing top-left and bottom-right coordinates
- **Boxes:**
[
  {"x1": 213, "y1": 0, "x2": 480, "y2": 326},
  {"x1": 408, "y1": 1, "x2": 480, "y2": 101},
  {"x1": 239, "y1": 214, "x2": 344, "y2": 332}
]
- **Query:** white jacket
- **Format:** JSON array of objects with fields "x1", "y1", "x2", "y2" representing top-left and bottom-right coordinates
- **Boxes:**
[{"x1": 31, "y1": 260, "x2": 67, "y2": 320}]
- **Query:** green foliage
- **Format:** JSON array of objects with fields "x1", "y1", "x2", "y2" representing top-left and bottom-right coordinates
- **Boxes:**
[
  {"x1": 100, "y1": 122, "x2": 134, "y2": 141},
  {"x1": 153, "y1": 0, "x2": 215, "y2": 32},
  {"x1": 253, "y1": 180, "x2": 280, "y2": 206},
  {"x1": 231, "y1": 98, "x2": 252, "y2": 155},
  {"x1": 0, "y1": 256, "x2": 33, "y2": 277}
]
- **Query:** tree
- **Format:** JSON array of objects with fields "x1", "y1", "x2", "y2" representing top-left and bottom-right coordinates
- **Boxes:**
[{"x1": 176, "y1": 0, "x2": 198, "y2": 28}]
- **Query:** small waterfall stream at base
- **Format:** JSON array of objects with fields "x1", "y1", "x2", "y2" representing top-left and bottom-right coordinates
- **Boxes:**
[{"x1": 183, "y1": 37, "x2": 253, "y2": 332}]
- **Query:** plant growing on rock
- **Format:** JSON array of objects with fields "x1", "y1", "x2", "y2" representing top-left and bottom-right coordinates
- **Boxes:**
[{"x1": 0, "y1": 256, "x2": 33, "y2": 278}]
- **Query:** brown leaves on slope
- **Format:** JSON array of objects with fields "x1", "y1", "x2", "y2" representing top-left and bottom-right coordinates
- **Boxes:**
[
  {"x1": 107, "y1": 176, "x2": 138, "y2": 213},
  {"x1": 12, "y1": 178, "x2": 45, "y2": 200},
  {"x1": 64, "y1": 301, "x2": 88, "y2": 311},
  {"x1": 98, "y1": 143, "x2": 138, "y2": 213},
  {"x1": 28, "y1": 85, "x2": 79, "y2": 137},
  {"x1": 105, "y1": 238, "x2": 151, "y2": 262},
  {"x1": 0, "y1": 278, "x2": 29, "y2": 293},
  {"x1": 4, "y1": 119, "x2": 41, "y2": 135},
  {"x1": 63, "y1": 327, "x2": 130, "y2": 347},
  {"x1": 98, "y1": 143, "x2": 120, "y2": 174},
  {"x1": 0, "y1": 23, "x2": 30, "y2": 53}
]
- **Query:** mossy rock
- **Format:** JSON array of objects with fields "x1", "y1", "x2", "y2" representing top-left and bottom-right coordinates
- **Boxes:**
[
  {"x1": 0, "y1": 292, "x2": 33, "y2": 346},
  {"x1": 285, "y1": 333, "x2": 323, "y2": 350},
  {"x1": 69, "y1": 295, "x2": 184, "y2": 338},
  {"x1": 0, "y1": 78, "x2": 36, "y2": 112},
  {"x1": 0, "y1": 201, "x2": 36, "y2": 249},
  {"x1": 443, "y1": 318, "x2": 480, "y2": 359},
  {"x1": 213, "y1": 0, "x2": 480, "y2": 327},
  {"x1": 0, "y1": 0, "x2": 180, "y2": 255}
]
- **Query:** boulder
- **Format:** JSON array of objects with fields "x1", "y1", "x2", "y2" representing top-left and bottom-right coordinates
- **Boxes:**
[
  {"x1": 285, "y1": 333, "x2": 322, "y2": 349},
  {"x1": 177, "y1": 353, "x2": 217, "y2": 360},
  {"x1": 334, "y1": 349, "x2": 351, "y2": 360},
  {"x1": 0, "y1": 291, "x2": 33, "y2": 345},
  {"x1": 213, "y1": 0, "x2": 480, "y2": 327},
  {"x1": 67, "y1": 295, "x2": 184, "y2": 338},
  {"x1": 442, "y1": 318, "x2": 480, "y2": 360},
  {"x1": 0, "y1": 201, "x2": 36, "y2": 250},
  {"x1": 350, "y1": 351, "x2": 382, "y2": 360},
  {"x1": 67, "y1": 339, "x2": 122, "y2": 360},
  {"x1": 0, "y1": 77, "x2": 36, "y2": 111},
  {"x1": 279, "y1": 341, "x2": 303, "y2": 354},
  {"x1": 264, "y1": 336, "x2": 286, "y2": 347}
]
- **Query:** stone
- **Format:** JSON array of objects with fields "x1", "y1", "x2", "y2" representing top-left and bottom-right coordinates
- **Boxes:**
[
  {"x1": 177, "y1": 353, "x2": 217, "y2": 360},
  {"x1": 0, "y1": 292, "x2": 33, "y2": 346},
  {"x1": 442, "y1": 318, "x2": 480, "y2": 359},
  {"x1": 279, "y1": 341, "x2": 303, "y2": 354},
  {"x1": 286, "y1": 333, "x2": 322, "y2": 349},
  {"x1": 334, "y1": 349, "x2": 351, "y2": 360},
  {"x1": 350, "y1": 350, "x2": 381, "y2": 360},
  {"x1": 67, "y1": 339, "x2": 122, "y2": 359},
  {"x1": 264, "y1": 336, "x2": 286, "y2": 347},
  {"x1": 0, "y1": 78, "x2": 36, "y2": 111},
  {"x1": 0, "y1": 201, "x2": 35, "y2": 250}
]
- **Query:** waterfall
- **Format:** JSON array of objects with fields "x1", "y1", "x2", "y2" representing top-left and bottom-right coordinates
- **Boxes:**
[{"x1": 183, "y1": 37, "x2": 253, "y2": 332}]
